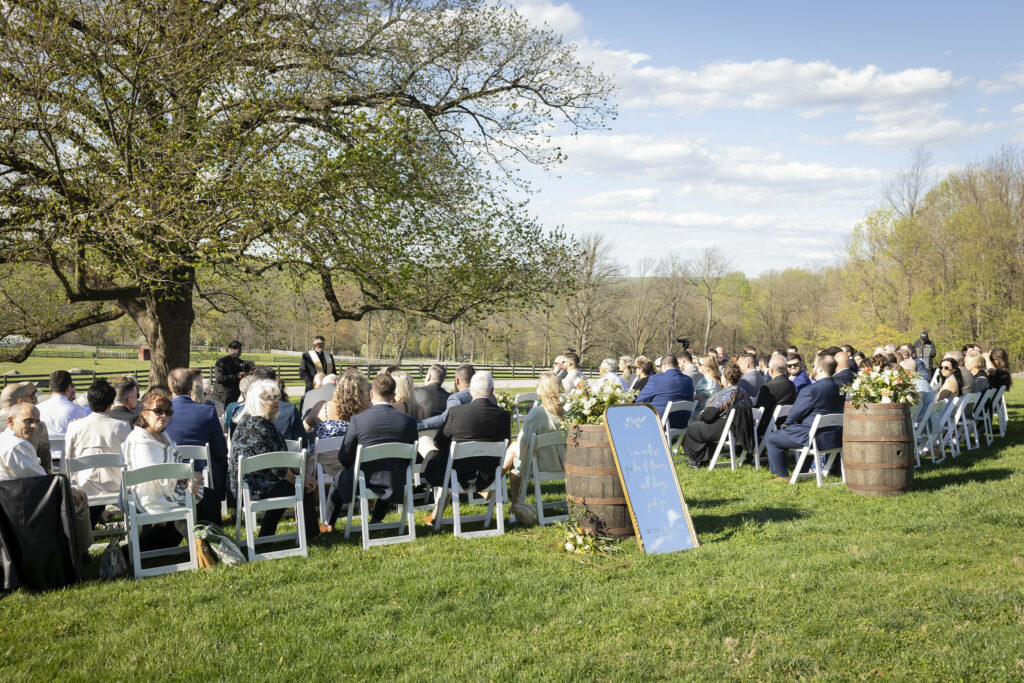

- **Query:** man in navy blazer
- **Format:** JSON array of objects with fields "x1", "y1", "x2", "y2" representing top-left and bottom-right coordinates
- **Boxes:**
[
  {"x1": 765, "y1": 355, "x2": 845, "y2": 479},
  {"x1": 635, "y1": 353, "x2": 694, "y2": 428},
  {"x1": 164, "y1": 368, "x2": 229, "y2": 523},
  {"x1": 326, "y1": 373, "x2": 417, "y2": 527},
  {"x1": 831, "y1": 350, "x2": 856, "y2": 390}
]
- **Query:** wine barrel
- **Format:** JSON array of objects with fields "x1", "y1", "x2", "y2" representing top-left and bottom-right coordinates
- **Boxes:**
[
  {"x1": 564, "y1": 423, "x2": 634, "y2": 539},
  {"x1": 843, "y1": 402, "x2": 914, "y2": 497}
]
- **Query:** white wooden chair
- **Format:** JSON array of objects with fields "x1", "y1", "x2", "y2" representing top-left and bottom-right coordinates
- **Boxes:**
[
  {"x1": 754, "y1": 404, "x2": 792, "y2": 470},
  {"x1": 955, "y1": 393, "x2": 980, "y2": 452},
  {"x1": 235, "y1": 450, "x2": 308, "y2": 562},
  {"x1": 517, "y1": 431, "x2": 568, "y2": 526},
  {"x1": 912, "y1": 400, "x2": 942, "y2": 467},
  {"x1": 121, "y1": 462, "x2": 198, "y2": 579},
  {"x1": 936, "y1": 395, "x2": 963, "y2": 460},
  {"x1": 750, "y1": 407, "x2": 764, "y2": 467},
  {"x1": 177, "y1": 444, "x2": 211, "y2": 489},
  {"x1": 285, "y1": 439, "x2": 302, "y2": 453},
  {"x1": 343, "y1": 443, "x2": 417, "y2": 550},
  {"x1": 789, "y1": 414, "x2": 844, "y2": 487},
  {"x1": 707, "y1": 408, "x2": 738, "y2": 470},
  {"x1": 929, "y1": 368, "x2": 941, "y2": 390},
  {"x1": 314, "y1": 435, "x2": 345, "y2": 526},
  {"x1": 512, "y1": 392, "x2": 538, "y2": 430},
  {"x1": 49, "y1": 436, "x2": 65, "y2": 472},
  {"x1": 63, "y1": 452, "x2": 123, "y2": 510},
  {"x1": 432, "y1": 440, "x2": 508, "y2": 539},
  {"x1": 972, "y1": 388, "x2": 996, "y2": 447},
  {"x1": 662, "y1": 400, "x2": 695, "y2": 453},
  {"x1": 991, "y1": 385, "x2": 1009, "y2": 438}
]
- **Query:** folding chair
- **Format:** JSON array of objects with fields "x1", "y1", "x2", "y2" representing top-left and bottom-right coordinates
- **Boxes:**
[
  {"x1": 754, "y1": 404, "x2": 791, "y2": 470},
  {"x1": 707, "y1": 409, "x2": 738, "y2": 470},
  {"x1": 121, "y1": 463, "x2": 198, "y2": 578},
  {"x1": 517, "y1": 431, "x2": 568, "y2": 525},
  {"x1": 662, "y1": 400, "x2": 695, "y2": 454},
  {"x1": 432, "y1": 440, "x2": 508, "y2": 539},
  {"x1": 513, "y1": 392, "x2": 538, "y2": 430},
  {"x1": 955, "y1": 393, "x2": 980, "y2": 452},
  {"x1": 750, "y1": 407, "x2": 764, "y2": 466},
  {"x1": 789, "y1": 414, "x2": 844, "y2": 487},
  {"x1": 235, "y1": 450, "x2": 308, "y2": 562},
  {"x1": 972, "y1": 388, "x2": 996, "y2": 447},
  {"x1": 177, "y1": 444, "x2": 212, "y2": 489},
  {"x1": 285, "y1": 439, "x2": 302, "y2": 453},
  {"x1": 49, "y1": 436, "x2": 65, "y2": 472},
  {"x1": 929, "y1": 368, "x2": 941, "y2": 390},
  {"x1": 63, "y1": 452, "x2": 125, "y2": 542},
  {"x1": 936, "y1": 396, "x2": 962, "y2": 460},
  {"x1": 992, "y1": 385, "x2": 1008, "y2": 438},
  {"x1": 343, "y1": 443, "x2": 417, "y2": 550},
  {"x1": 314, "y1": 435, "x2": 345, "y2": 526},
  {"x1": 911, "y1": 401, "x2": 941, "y2": 467}
]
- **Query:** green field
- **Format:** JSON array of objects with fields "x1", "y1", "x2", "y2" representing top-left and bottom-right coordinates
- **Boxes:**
[{"x1": 2, "y1": 389, "x2": 1023, "y2": 679}]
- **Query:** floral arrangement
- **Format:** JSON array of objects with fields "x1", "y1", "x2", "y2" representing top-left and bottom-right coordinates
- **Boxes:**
[
  {"x1": 559, "y1": 522, "x2": 618, "y2": 555},
  {"x1": 846, "y1": 365, "x2": 921, "y2": 408},
  {"x1": 561, "y1": 380, "x2": 637, "y2": 426},
  {"x1": 494, "y1": 389, "x2": 517, "y2": 415}
]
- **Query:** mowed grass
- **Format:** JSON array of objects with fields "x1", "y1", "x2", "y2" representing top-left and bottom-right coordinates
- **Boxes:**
[{"x1": 3, "y1": 389, "x2": 1024, "y2": 680}]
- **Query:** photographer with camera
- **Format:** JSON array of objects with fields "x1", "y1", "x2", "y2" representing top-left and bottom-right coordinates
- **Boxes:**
[{"x1": 212, "y1": 341, "x2": 253, "y2": 405}]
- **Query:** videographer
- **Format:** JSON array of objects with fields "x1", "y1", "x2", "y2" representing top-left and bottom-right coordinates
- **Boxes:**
[{"x1": 212, "y1": 340, "x2": 252, "y2": 405}]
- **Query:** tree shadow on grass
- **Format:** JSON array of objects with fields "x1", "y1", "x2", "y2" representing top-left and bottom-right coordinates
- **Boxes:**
[
  {"x1": 690, "y1": 506, "x2": 806, "y2": 541},
  {"x1": 912, "y1": 466, "x2": 1012, "y2": 492}
]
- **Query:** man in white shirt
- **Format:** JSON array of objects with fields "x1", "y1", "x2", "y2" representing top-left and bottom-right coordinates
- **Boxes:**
[
  {"x1": 65, "y1": 378, "x2": 131, "y2": 525},
  {"x1": 561, "y1": 352, "x2": 584, "y2": 391},
  {"x1": 37, "y1": 370, "x2": 88, "y2": 461}
]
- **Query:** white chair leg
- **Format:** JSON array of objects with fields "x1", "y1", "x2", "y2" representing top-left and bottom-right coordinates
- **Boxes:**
[
  {"x1": 495, "y1": 470, "x2": 505, "y2": 536},
  {"x1": 451, "y1": 480, "x2": 463, "y2": 537}
]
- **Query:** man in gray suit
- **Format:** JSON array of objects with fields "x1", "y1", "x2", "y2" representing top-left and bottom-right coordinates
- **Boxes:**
[
  {"x1": 737, "y1": 353, "x2": 765, "y2": 397},
  {"x1": 679, "y1": 350, "x2": 701, "y2": 386}
]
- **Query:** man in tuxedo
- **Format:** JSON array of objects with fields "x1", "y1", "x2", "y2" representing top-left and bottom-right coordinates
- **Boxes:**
[
  {"x1": 164, "y1": 368, "x2": 229, "y2": 524},
  {"x1": 212, "y1": 341, "x2": 250, "y2": 405},
  {"x1": 298, "y1": 336, "x2": 335, "y2": 392},
  {"x1": 764, "y1": 355, "x2": 844, "y2": 480},
  {"x1": 737, "y1": 353, "x2": 765, "y2": 397},
  {"x1": 754, "y1": 355, "x2": 798, "y2": 437},
  {"x1": 422, "y1": 371, "x2": 511, "y2": 519},
  {"x1": 832, "y1": 351, "x2": 856, "y2": 390},
  {"x1": 635, "y1": 353, "x2": 695, "y2": 428},
  {"x1": 417, "y1": 364, "x2": 475, "y2": 431},
  {"x1": 414, "y1": 364, "x2": 450, "y2": 419},
  {"x1": 325, "y1": 373, "x2": 417, "y2": 528}
]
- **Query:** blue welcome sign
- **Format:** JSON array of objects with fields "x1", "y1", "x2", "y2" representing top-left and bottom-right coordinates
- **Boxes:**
[{"x1": 604, "y1": 404, "x2": 699, "y2": 554}]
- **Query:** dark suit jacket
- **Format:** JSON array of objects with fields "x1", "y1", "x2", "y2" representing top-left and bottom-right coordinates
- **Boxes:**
[
  {"x1": 165, "y1": 395, "x2": 229, "y2": 493},
  {"x1": 832, "y1": 368, "x2": 855, "y2": 388},
  {"x1": 414, "y1": 382, "x2": 450, "y2": 419},
  {"x1": 754, "y1": 375, "x2": 798, "y2": 436},
  {"x1": 780, "y1": 376, "x2": 844, "y2": 450},
  {"x1": 335, "y1": 403, "x2": 418, "y2": 504},
  {"x1": 426, "y1": 397, "x2": 511, "y2": 489},
  {"x1": 298, "y1": 350, "x2": 335, "y2": 391},
  {"x1": 635, "y1": 368, "x2": 694, "y2": 428}
]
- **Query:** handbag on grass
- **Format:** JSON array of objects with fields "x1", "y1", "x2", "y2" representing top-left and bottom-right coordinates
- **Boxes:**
[
  {"x1": 193, "y1": 523, "x2": 246, "y2": 565},
  {"x1": 98, "y1": 540, "x2": 128, "y2": 580}
]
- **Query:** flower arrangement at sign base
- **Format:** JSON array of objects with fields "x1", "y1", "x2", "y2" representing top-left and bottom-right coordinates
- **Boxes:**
[
  {"x1": 557, "y1": 505, "x2": 619, "y2": 556},
  {"x1": 846, "y1": 365, "x2": 920, "y2": 408},
  {"x1": 493, "y1": 389, "x2": 517, "y2": 415},
  {"x1": 561, "y1": 380, "x2": 637, "y2": 426}
]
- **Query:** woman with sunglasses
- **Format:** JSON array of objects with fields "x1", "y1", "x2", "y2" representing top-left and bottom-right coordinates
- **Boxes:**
[
  {"x1": 122, "y1": 390, "x2": 204, "y2": 550},
  {"x1": 936, "y1": 358, "x2": 965, "y2": 402}
]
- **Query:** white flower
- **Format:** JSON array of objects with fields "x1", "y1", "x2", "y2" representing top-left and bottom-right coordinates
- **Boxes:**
[
  {"x1": 565, "y1": 542, "x2": 575, "y2": 552},
  {"x1": 881, "y1": 396, "x2": 891, "y2": 404}
]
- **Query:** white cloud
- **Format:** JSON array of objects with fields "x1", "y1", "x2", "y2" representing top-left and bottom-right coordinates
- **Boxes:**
[
  {"x1": 979, "y1": 63, "x2": 1024, "y2": 93},
  {"x1": 844, "y1": 103, "x2": 1001, "y2": 147},
  {"x1": 570, "y1": 187, "x2": 659, "y2": 208},
  {"x1": 509, "y1": 0, "x2": 584, "y2": 38},
  {"x1": 1012, "y1": 103, "x2": 1024, "y2": 115}
]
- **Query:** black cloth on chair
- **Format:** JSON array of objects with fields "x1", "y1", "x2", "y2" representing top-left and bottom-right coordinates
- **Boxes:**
[{"x1": 0, "y1": 475, "x2": 82, "y2": 592}]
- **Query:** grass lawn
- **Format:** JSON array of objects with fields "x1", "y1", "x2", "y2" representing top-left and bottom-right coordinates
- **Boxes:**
[{"x1": 2, "y1": 389, "x2": 1024, "y2": 679}]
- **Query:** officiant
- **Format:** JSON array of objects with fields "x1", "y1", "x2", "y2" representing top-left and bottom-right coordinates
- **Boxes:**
[{"x1": 299, "y1": 335, "x2": 336, "y2": 392}]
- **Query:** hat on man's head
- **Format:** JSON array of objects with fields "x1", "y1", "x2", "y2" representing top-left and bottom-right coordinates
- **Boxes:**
[
  {"x1": 0, "y1": 382, "x2": 36, "y2": 409},
  {"x1": 227, "y1": 340, "x2": 242, "y2": 349}
]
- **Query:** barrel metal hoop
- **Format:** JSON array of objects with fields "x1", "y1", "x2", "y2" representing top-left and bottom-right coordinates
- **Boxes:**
[
  {"x1": 843, "y1": 435, "x2": 913, "y2": 443},
  {"x1": 565, "y1": 463, "x2": 619, "y2": 476},
  {"x1": 844, "y1": 414, "x2": 910, "y2": 421},
  {"x1": 845, "y1": 482, "x2": 912, "y2": 492},
  {"x1": 567, "y1": 494, "x2": 628, "y2": 506},
  {"x1": 843, "y1": 460, "x2": 914, "y2": 470},
  {"x1": 567, "y1": 441, "x2": 613, "y2": 448}
]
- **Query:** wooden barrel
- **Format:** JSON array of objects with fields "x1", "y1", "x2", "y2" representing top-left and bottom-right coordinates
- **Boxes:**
[
  {"x1": 564, "y1": 423, "x2": 634, "y2": 539},
  {"x1": 843, "y1": 402, "x2": 915, "y2": 497}
]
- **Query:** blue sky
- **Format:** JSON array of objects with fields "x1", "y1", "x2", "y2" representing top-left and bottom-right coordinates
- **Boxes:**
[{"x1": 508, "y1": 0, "x2": 1024, "y2": 274}]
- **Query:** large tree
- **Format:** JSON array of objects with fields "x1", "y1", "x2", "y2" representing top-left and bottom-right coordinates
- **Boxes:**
[{"x1": 0, "y1": 0, "x2": 612, "y2": 383}]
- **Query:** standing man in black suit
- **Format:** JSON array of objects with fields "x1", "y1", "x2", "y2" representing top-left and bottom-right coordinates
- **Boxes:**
[
  {"x1": 213, "y1": 341, "x2": 251, "y2": 405},
  {"x1": 323, "y1": 373, "x2": 417, "y2": 529},
  {"x1": 754, "y1": 355, "x2": 798, "y2": 438},
  {"x1": 422, "y1": 371, "x2": 511, "y2": 523},
  {"x1": 299, "y1": 335, "x2": 335, "y2": 392},
  {"x1": 414, "y1": 364, "x2": 450, "y2": 419}
]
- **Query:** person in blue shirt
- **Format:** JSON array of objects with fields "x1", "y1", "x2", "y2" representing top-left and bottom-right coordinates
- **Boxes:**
[{"x1": 635, "y1": 353, "x2": 694, "y2": 428}]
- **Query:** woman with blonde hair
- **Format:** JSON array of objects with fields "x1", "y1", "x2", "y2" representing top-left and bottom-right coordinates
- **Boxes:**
[
  {"x1": 390, "y1": 370, "x2": 422, "y2": 420},
  {"x1": 312, "y1": 370, "x2": 371, "y2": 477},
  {"x1": 503, "y1": 371, "x2": 566, "y2": 504},
  {"x1": 695, "y1": 353, "x2": 722, "y2": 406}
]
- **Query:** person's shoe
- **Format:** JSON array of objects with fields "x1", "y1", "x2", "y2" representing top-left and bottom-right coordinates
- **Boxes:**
[
  {"x1": 766, "y1": 474, "x2": 788, "y2": 483},
  {"x1": 319, "y1": 523, "x2": 333, "y2": 534},
  {"x1": 423, "y1": 511, "x2": 436, "y2": 525}
]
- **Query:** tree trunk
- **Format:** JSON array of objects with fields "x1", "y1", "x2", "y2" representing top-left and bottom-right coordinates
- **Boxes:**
[{"x1": 119, "y1": 273, "x2": 196, "y2": 388}]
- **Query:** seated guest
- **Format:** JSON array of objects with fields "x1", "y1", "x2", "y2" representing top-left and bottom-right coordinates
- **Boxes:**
[
  {"x1": 229, "y1": 380, "x2": 319, "y2": 539},
  {"x1": 312, "y1": 371, "x2": 371, "y2": 480},
  {"x1": 737, "y1": 353, "x2": 765, "y2": 397},
  {"x1": 37, "y1": 370, "x2": 88, "y2": 462},
  {"x1": 323, "y1": 373, "x2": 417, "y2": 529},
  {"x1": 900, "y1": 359, "x2": 935, "y2": 428},
  {"x1": 0, "y1": 403, "x2": 92, "y2": 557},
  {"x1": 299, "y1": 372, "x2": 338, "y2": 418},
  {"x1": 965, "y1": 353, "x2": 990, "y2": 395},
  {"x1": 418, "y1": 364, "x2": 476, "y2": 431},
  {"x1": 754, "y1": 355, "x2": 798, "y2": 438},
  {"x1": 636, "y1": 354, "x2": 695, "y2": 428},
  {"x1": 0, "y1": 381, "x2": 51, "y2": 473},
  {"x1": 249, "y1": 366, "x2": 305, "y2": 445},
  {"x1": 985, "y1": 347, "x2": 1013, "y2": 392},
  {"x1": 422, "y1": 371, "x2": 511, "y2": 523},
  {"x1": 852, "y1": 351, "x2": 867, "y2": 369},
  {"x1": 677, "y1": 350, "x2": 701, "y2": 386},
  {"x1": 694, "y1": 354, "x2": 722, "y2": 406},
  {"x1": 765, "y1": 355, "x2": 844, "y2": 481},
  {"x1": 757, "y1": 354, "x2": 771, "y2": 377},
  {"x1": 108, "y1": 376, "x2": 141, "y2": 424},
  {"x1": 502, "y1": 372, "x2": 566, "y2": 503},
  {"x1": 832, "y1": 351, "x2": 856, "y2": 389},
  {"x1": 122, "y1": 391, "x2": 203, "y2": 551},
  {"x1": 164, "y1": 368, "x2": 229, "y2": 524},
  {"x1": 682, "y1": 363, "x2": 753, "y2": 468},
  {"x1": 414, "y1": 364, "x2": 450, "y2": 419},
  {"x1": 943, "y1": 350, "x2": 975, "y2": 394},
  {"x1": 552, "y1": 355, "x2": 567, "y2": 381},
  {"x1": 631, "y1": 357, "x2": 654, "y2": 393},
  {"x1": 224, "y1": 376, "x2": 255, "y2": 437},
  {"x1": 618, "y1": 356, "x2": 635, "y2": 388},
  {"x1": 787, "y1": 353, "x2": 811, "y2": 395},
  {"x1": 65, "y1": 379, "x2": 132, "y2": 525},
  {"x1": 390, "y1": 371, "x2": 422, "y2": 419},
  {"x1": 593, "y1": 358, "x2": 628, "y2": 391},
  {"x1": 936, "y1": 358, "x2": 965, "y2": 402},
  {"x1": 561, "y1": 353, "x2": 584, "y2": 391}
]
